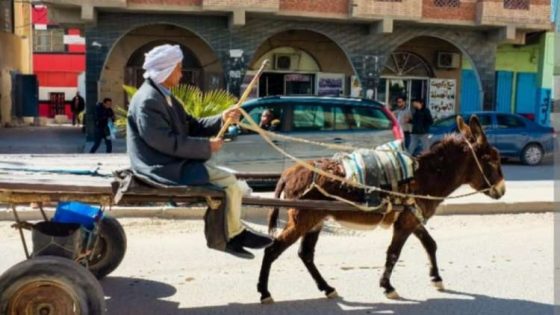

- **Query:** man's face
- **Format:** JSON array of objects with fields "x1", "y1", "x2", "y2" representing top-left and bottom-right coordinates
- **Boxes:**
[
  {"x1": 164, "y1": 63, "x2": 183, "y2": 87},
  {"x1": 104, "y1": 100, "x2": 112, "y2": 108},
  {"x1": 396, "y1": 98, "x2": 405, "y2": 108},
  {"x1": 261, "y1": 111, "x2": 273, "y2": 125}
]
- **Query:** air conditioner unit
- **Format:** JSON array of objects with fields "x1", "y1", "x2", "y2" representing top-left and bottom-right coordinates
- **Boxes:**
[
  {"x1": 437, "y1": 52, "x2": 460, "y2": 69},
  {"x1": 274, "y1": 53, "x2": 300, "y2": 71}
]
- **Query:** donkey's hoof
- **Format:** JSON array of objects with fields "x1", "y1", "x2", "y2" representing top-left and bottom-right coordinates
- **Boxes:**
[
  {"x1": 433, "y1": 281, "x2": 445, "y2": 291},
  {"x1": 385, "y1": 290, "x2": 400, "y2": 300},
  {"x1": 326, "y1": 290, "x2": 339, "y2": 299},
  {"x1": 261, "y1": 296, "x2": 275, "y2": 304}
]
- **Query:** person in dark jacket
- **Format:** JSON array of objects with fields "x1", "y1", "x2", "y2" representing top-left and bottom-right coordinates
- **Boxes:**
[
  {"x1": 90, "y1": 97, "x2": 115, "y2": 153},
  {"x1": 408, "y1": 99, "x2": 433, "y2": 156},
  {"x1": 127, "y1": 44, "x2": 272, "y2": 259},
  {"x1": 71, "y1": 91, "x2": 85, "y2": 126}
]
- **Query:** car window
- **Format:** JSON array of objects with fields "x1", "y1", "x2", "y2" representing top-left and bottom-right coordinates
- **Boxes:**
[
  {"x1": 477, "y1": 115, "x2": 492, "y2": 127},
  {"x1": 242, "y1": 104, "x2": 285, "y2": 133},
  {"x1": 350, "y1": 106, "x2": 392, "y2": 130},
  {"x1": 496, "y1": 114, "x2": 525, "y2": 129},
  {"x1": 292, "y1": 104, "x2": 331, "y2": 131},
  {"x1": 333, "y1": 106, "x2": 351, "y2": 130}
]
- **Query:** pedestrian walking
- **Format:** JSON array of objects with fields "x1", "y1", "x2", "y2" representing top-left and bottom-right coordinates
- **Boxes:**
[
  {"x1": 90, "y1": 97, "x2": 115, "y2": 153},
  {"x1": 392, "y1": 96, "x2": 412, "y2": 148},
  {"x1": 408, "y1": 99, "x2": 433, "y2": 156},
  {"x1": 71, "y1": 91, "x2": 85, "y2": 126}
]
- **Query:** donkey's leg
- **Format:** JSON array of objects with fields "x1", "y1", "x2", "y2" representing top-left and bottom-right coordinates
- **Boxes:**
[
  {"x1": 380, "y1": 216, "x2": 417, "y2": 299},
  {"x1": 258, "y1": 225, "x2": 302, "y2": 304},
  {"x1": 413, "y1": 225, "x2": 444, "y2": 291},
  {"x1": 298, "y1": 228, "x2": 338, "y2": 299}
]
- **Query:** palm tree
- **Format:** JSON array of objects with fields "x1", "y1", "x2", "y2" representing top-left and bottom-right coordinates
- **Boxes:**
[{"x1": 115, "y1": 84, "x2": 237, "y2": 134}]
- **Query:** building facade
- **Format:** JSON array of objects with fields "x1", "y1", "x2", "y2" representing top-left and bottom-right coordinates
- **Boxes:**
[
  {"x1": 43, "y1": 0, "x2": 552, "y2": 135},
  {"x1": 0, "y1": 0, "x2": 33, "y2": 126},
  {"x1": 32, "y1": 5, "x2": 86, "y2": 122}
]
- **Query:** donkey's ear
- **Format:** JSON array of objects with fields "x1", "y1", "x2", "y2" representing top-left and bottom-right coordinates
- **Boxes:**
[
  {"x1": 469, "y1": 115, "x2": 487, "y2": 144},
  {"x1": 456, "y1": 115, "x2": 471, "y2": 138}
]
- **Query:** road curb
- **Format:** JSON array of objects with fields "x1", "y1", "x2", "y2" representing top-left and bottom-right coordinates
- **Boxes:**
[{"x1": 0, "y1": 201, "x2": 555, "y2": 222}]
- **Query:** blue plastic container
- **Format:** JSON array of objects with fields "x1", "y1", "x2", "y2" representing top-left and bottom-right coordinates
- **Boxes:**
[{"x1": 53, "y1": 201, "x2": 103, "y2": 230}]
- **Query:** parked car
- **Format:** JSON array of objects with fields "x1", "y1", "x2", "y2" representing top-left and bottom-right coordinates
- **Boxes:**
[
  {"x1": 428, "y1": 112, "x2": 555, "y2": 165},
  {"x1": 211, "y1": 96, "x2": 403, "y2": 173}
]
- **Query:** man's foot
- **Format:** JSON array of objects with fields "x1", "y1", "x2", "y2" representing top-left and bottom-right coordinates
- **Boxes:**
[
  {"x1": 236, "y1": 229, "x2": 273, "y2": 249},
  {"x1": 225, "y1": 239, "x2": 254, "y2": 259}
]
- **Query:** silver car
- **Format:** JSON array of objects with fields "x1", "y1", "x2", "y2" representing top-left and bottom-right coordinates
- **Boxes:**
[{"x1": 211, "y1": 96, "x2": 403, "y2": 173}]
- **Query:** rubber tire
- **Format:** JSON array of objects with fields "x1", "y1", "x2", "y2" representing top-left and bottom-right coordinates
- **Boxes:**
[
  {"x1": 88, "y1": 215, "x2": 127, "y2": 279},
  {"x1": 520, "y1": 143, "x2": 544, "y2": 166},
  {"x1": 0, "y1": 256, "x2": 106, "y2": 314}
]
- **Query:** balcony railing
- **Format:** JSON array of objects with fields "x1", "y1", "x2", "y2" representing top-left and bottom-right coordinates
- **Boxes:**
[
  {"x1": 477, "y1": 0, "x2": 551, "y2": 28},
  {"x1": 351, "y1": 0, "x2": 422, "y2": 20}
]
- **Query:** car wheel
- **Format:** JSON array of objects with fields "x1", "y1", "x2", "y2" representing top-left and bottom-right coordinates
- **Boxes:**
[{"x1": 521, "y1": 144, "x2": 543, "y2": 166}]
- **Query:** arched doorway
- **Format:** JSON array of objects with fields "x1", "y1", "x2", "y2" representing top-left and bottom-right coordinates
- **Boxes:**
[
  {"x1": 379, "y1": 36, "x2": 477, "y2": 120},
  {"x1": 99, "y1": 24, "x2": 224, "y2": 106},
  {"x1": 377, "y1": 51, "x2": 434, "y2": 109},
  {"x1": 125, "y1": 41, "x2": 202, "y2": 88},
  {"x1": 243, "y1": 30, "x2": 355, "y2": 98}
]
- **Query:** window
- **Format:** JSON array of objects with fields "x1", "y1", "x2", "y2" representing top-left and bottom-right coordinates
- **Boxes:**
[
  {"x1": 496, "y1": 114, "x2": 526, "y2": 129},
  {"x1": 351, "y1": 107, "x2": 392, "y2": 130},
  {"x1": 434, "y1": 0, "x2": 460, "y2": 7},
  {"x1": 503, "y1": 0, "x2": 529, "y2": 10},
  {"x1": 33, "y1": 28, "x2": 65, "y2": 52},
  {"x1": 242, "y1": 105, "x2": 285, "y2": 133},
  {"x1": 476, "y1": 115, "x2": 493, "y2": 128},
  {"x1": 292, "y1": 104, "x2": 329, "y2": 132},
  {"x1": 333, "y1": 106, "x2": 351, "y2": 130}
]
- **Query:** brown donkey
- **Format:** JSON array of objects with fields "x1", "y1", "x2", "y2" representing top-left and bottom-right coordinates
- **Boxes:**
[{"x1": 257, "y1": 115, "x2": 506, "y2": 303}]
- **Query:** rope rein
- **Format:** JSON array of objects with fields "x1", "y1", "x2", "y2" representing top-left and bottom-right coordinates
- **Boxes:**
[
  {"x1": 463, "y1": 137, "x2": 494, "y2": 188},
  {"x1": 236, "y1": 108, "x2": 493, "y2": 201}
]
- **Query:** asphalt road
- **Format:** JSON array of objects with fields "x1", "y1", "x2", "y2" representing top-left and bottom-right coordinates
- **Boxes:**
[{"x1": 0, "y1": 213, "x2": 555, "y2": 315}]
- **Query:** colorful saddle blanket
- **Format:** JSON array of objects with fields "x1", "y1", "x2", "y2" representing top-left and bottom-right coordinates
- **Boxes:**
[{"x1": 333, "y1": 140, "x2": 417, "y2": 206}]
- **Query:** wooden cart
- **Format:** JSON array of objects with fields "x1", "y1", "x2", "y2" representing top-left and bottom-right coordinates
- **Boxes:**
[{"x1": 0, "y1": 170, "x2": 362, "y2": 314}]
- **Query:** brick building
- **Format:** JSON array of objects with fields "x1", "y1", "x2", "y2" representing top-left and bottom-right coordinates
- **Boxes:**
[{"x1": 43, "y1": 0, "x2": 552, "y2": 134}]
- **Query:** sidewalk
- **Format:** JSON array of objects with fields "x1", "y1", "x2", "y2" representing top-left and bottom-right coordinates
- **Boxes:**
[{"x1": 0, "y1": 125, "x2": 86, "y2": 154}]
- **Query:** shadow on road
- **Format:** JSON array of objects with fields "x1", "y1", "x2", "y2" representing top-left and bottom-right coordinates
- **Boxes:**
[{"x1": 101, "y1": 278, "x2": 553, "y2": 315}]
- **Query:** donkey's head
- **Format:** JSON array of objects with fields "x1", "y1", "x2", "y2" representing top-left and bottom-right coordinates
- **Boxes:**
[{"x1": 456, "y1": 115, "x2": 505, "y2": 199}]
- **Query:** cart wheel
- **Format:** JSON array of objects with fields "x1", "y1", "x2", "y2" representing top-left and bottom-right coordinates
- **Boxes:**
[
  {"x1": 88, "y1": 215, "x2": 127, "y2": 279},
  {"x1": 0, "y1": 256, "x2": 106, "y2": 315}
]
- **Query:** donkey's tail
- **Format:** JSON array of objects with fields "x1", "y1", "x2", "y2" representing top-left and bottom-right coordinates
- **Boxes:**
[{"x1": 268, "y1": 176, "x2": 285, "y2": 235}]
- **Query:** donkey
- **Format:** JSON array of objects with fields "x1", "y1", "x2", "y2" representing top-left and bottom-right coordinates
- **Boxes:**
[{"x1": 257, "y1": 116, "x2": 506, "y2": 303}]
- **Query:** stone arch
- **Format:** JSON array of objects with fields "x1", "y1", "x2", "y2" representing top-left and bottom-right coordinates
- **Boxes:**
[
  {"x1": 378, "y1": 30, "x2": 495, "y2": 110},
  {"x1": 98, "y1": 23, "x2": 224, "y2": 106},
  {"x1": 240, "y1": 29, "x2": 358, "y2": 97},
  {"x1": 377, "y1": 34, "x2": 483, "y2": 117}
]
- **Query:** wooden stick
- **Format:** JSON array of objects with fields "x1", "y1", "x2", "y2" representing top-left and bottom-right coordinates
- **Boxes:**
[{"x1": 216, "y1": 59, "x2": 269, "y2": 139}]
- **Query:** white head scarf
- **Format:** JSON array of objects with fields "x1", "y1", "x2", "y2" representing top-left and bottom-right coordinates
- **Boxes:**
[{"x1": 142, "y1": 44, "x2": 184, "y2": 84}]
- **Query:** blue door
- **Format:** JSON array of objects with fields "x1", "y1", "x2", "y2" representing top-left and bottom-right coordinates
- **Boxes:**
[
  {"x1": 460, "y1": 70, "x2": 481, "y2": 113},
  {"x1": 515, "y1": 73, "x2": 537, "y2": 115},
  {"x1": 495, "y1": 71, "x2": 513, "y2": 113}
]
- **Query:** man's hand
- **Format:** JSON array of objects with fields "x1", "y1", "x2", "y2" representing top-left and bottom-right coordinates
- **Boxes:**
[
  {"x1": 222, "y1": 107, "x2": 241, "y2": 124},
  {"x1": 210, "y1": 137, "x2": 224, "y2": 153}
]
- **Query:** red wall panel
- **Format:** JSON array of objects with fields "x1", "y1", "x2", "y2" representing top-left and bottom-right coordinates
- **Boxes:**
[
  {"x1": 35, "y1": 72, "x2": 78, "y2": 87},
  {"x1": 32, "y1": 6, "x2": 50, "y2": 25},
  {"x1": 33, "y1": 54, "x2": 86, "y2": 73}
]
